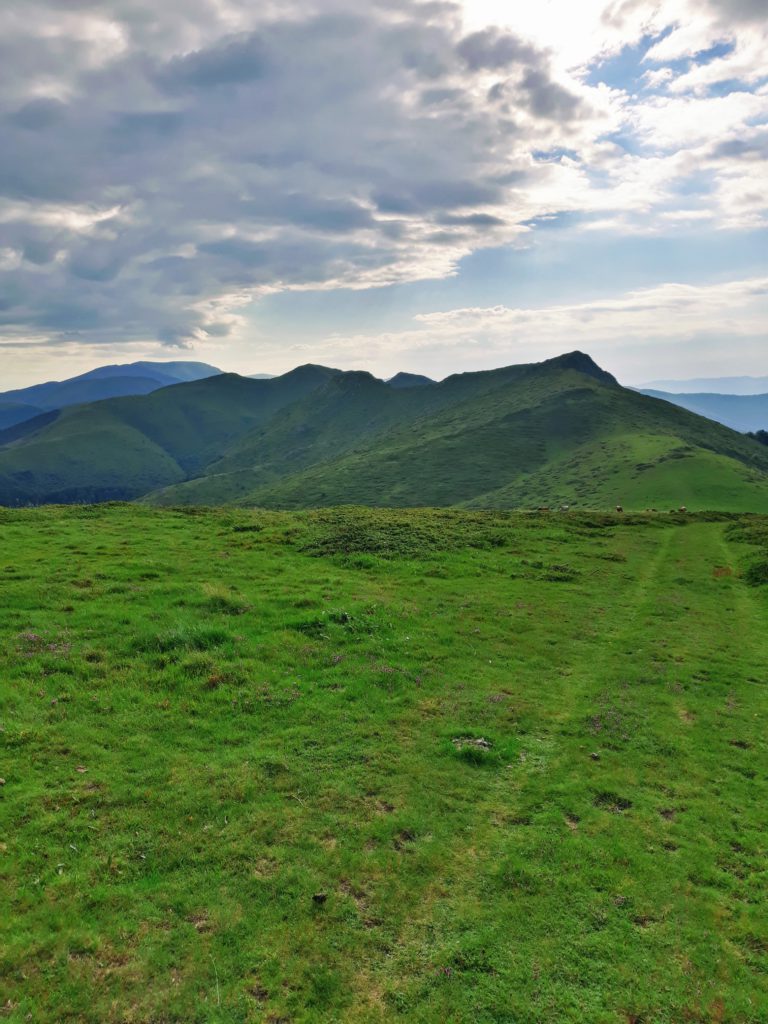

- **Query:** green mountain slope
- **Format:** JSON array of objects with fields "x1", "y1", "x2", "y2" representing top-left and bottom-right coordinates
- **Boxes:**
[
  {"x1": 145, "y1": 364, "x2": 540, "y2": 506},
  {"x1": 148, "y1": 353, "x2": 768, "y2": 512},
  {"x1": 3, "y1": 351, "x2": 768, "y2": 510},
  {"x1": 0, "y1": 365, "x2": 338, "y2": 504},
  {"x1": 212, "y1": 361, "x2": 767, "y2": 512},
  {"x1": 145, "y1": 372, "x2": 423, "y2": 505}
]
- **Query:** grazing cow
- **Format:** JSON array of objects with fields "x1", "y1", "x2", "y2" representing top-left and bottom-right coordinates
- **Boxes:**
[
  {"x1": 679, "y1": 505, "x2": 687, "y2": 513},
  {"x1": 560, "y1": 504, "x2": 570, "y2": 512},
  {"x1": 616, "y1": 505, "x2": 624, "y2": 513}
]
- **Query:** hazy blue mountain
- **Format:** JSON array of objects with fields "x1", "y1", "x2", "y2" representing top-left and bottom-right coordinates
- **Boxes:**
[
  {"x1": 0, "y1": 402, "x2": 46, "y2": 430},
  {"x1": 0, "y1": 360, "x2": 222, "y2": 427},
  {"x1": 641, "y1": 390, "x2": 768, "y2": 433},
  {"x1": 72, "y1": 361, "x2": 222, "y2": 384},
  {"x1": 642, "y1": 376, "x2": 768, "y2": 395}
]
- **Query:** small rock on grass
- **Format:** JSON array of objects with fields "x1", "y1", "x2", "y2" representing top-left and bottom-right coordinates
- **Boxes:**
[{"x1": 452, "y1": 737, "x2": 492, "y2": 750}]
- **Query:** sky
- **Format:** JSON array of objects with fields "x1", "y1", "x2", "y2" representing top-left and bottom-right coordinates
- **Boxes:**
[{"x1": 0, "y1": 0, "x2": 766, "y2": 388}]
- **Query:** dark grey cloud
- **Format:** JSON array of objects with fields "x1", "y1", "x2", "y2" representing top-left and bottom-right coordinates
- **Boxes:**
[
  {"x1": 436, "y1": 212, "x2": 507, "y2": 227},
  {"x1": 111, "y1": 111, "x2": 186, "y2": 141},
  {"x1": 198, "y1": 239, "x2": 272, "y2": 266},
  {"x1": 710, "y1": 129, "x2": 768, "y2": 160},
  {"x1": 488, "y1": 76, "x2": 585, "y2": 123},
  {"x1": 10, "y1": 98, "x2": 67, "y2": 130},
  {"x1": 159, "y1": 33, "x2": 268, "y2": 90},
  {"x1": 373, "y1": 180, "x2": 506, "y2": 214},
  {"x1": 0, "y1": 0, "x2": 571, "y2": 349},
  {"x1": 708, "y1": 0, "x2": 768, "y2": 23},
  {"x1": 420, "y1": 86, "x2": 466, "y2": 106},
  {"x1": 457, "y1": 27, "x2": 538, "y2": 70},
  {"x1": 520, "y1": 68, "x2": 585, "y2": 121}
]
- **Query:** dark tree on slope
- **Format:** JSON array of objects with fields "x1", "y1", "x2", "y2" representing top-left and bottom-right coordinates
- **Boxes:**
[{"x1": 747, "y1": 430, "x2": 768, "y2": 446}]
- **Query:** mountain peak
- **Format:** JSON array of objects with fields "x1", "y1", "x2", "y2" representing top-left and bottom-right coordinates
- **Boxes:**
[
  {"x1": 388, "y1": 372, "x2": 435, "y2": 389},
  {"x1": 543, "y1": 351, "x2": 617, "y2": 385},
  {"x1": 279, "y1": 363, "x2": 341, "y2": 381}
]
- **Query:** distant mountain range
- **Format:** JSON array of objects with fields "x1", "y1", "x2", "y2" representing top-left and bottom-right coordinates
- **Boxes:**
[
  {"x1": 2, "y1": 351, "x2": 768, "y2": 511},
  {"x1": 642, "y1": 375, "x2": 768, "y2": 395},
  {"x1": 640, "y1": 390, "x2": 768, "y2": 434},
  {"x1": 0, "y1": 361, "x2": 222, "y2": 430}
]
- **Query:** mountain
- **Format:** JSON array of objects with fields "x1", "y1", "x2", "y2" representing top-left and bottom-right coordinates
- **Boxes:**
[
  {"x1": 66, "y1": 360, "x2": 222, "y2": 384},
  {"x1": 0, "y1": 365, "x2": 336, "y2": 505},
  {"x1": 642, "y1": 375, "x2": 768, "y2": 395},
  {"x1": 641, "y1": 390, "x2": 768, "y2": 434},
  {"x1": 0, "y1": 360, "x2": 222, "y2": 426},
  {"x1": 0, "y1": 402, "x2": 46, "y2": 431},
  {"x1": 212, "y1": 356, "x2": 768, "y2": 512},
  {"x1": 387, "y1": 372, "x2": 435, "y2": 388},
  {"x1": 2, "y1": 351, "x2": 768, "y2": 511}
]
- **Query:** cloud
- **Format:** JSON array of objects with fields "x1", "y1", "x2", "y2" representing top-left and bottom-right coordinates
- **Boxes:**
[
  {"x1": 0, "y1": 0, "x2": 765, "y2": 364},
  {"x1": 456, "y1": 27, "x2": 538, "y2": 70},
  {"x1": 158, "y1": 33, "x2": 269, "y2": 89},
  {"x1": 708, "y1": 0, "x2": 767, "y2": 24},
  {"x1": 296, "y1": 276, "x2": 768, "y2": 378},
  {"x1": 519, "y1": 68, "x2": 586, "y2": 121},
  {"x1": 0, "y1": 0, "x2": 587, "y2": 350},
  {"x1": 411, "y1": 276, "x2": 768, "y2": 341}
]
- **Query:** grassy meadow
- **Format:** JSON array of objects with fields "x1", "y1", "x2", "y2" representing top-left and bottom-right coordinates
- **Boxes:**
[{"x1": 1, "y1": 504, "x2": 767, "y2": 1022}]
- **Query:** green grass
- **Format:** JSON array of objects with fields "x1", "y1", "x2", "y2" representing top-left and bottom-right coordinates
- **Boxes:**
[{"x1": 1, "y1": 504, "x2": 767, "y2": 1022}]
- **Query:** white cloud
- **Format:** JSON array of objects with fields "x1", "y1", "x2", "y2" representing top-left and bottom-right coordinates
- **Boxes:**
[
  {"x1": 0, "y1": 0, "x2": 765, "y2": 376},
  {"x1": 286, "y1": 276, "x2": 768, "y2": 379},
  {"x1": 413, "y1": 276, "x2": 768, "y2": 338}
]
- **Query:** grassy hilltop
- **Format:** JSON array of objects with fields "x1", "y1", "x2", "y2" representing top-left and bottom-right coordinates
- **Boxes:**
[
  {"x1": 2, "y1": 503, "x2": 767, "y2": 1022},
  {"x1": 2, "y1": 353, "x2": 768, "y2": 511}
]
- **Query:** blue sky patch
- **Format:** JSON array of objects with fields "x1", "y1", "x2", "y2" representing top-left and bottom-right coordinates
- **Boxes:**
[{"x1": 585, "y1": 33, "x2": 735, "y2": 95}]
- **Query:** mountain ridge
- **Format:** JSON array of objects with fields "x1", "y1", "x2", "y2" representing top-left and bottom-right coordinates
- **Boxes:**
[
  {"x1": 2, "y1": 352, "x2": 768, "y2": 511},
  {"x1": 0, "y1": 360, "x2": 222, "y2": 429}
]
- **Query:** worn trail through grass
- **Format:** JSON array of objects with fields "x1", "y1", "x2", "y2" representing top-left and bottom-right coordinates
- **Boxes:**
[{"x1": 1, "y1": 506, "x2": 766, "y2": 1023}]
